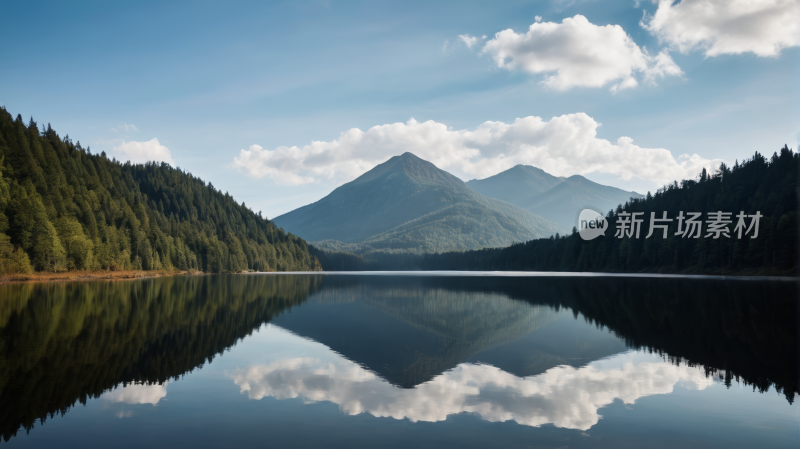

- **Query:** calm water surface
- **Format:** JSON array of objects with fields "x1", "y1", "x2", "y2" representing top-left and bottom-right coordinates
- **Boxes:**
[{"x1": 0, "y1": 274, "x2": 797, "y2": 448}]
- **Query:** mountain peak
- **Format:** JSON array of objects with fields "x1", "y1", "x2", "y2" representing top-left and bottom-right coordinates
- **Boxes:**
[
  {"x1": 397, "y1": 152, "x2": 421, "y2": 160},
  {"x1": 351, "y1": 152, "x2": 461, "y2": 188},
  {"x1": 466, "y1": 163, "x2": 564, "y2": 202}
]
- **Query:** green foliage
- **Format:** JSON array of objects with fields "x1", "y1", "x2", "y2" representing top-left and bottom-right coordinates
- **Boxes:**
[
  {"x1": 422, "y1": 147, "x2": 799, "y2": 276},
  {"x1": 0, "y1": 234, "x2": 33, "y2": 274},
  {"x1": 0, "y1": 108, "x2": 319, "y2": 273}
]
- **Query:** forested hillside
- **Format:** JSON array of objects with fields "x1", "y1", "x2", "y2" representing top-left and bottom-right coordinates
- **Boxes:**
[
  {"x1": 422, "y1": 147, "x2": 798, "y2": 276},
  {"x1": 0, "y1": 108, "x2": 319, "y2": 275}
]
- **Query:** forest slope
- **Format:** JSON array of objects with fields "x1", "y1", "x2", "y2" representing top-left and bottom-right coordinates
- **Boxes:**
[{"x1": 0, "y1": 108, "x2": 319, "y2": 275}]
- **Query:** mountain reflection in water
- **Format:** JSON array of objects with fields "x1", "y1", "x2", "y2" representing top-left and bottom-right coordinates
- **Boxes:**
[
  {"x1": 0, "y1": 273, "x2": 795, "y2": 443},
  {"x1": 231, "y1": 327, "x2": 712, "y2": 431}
]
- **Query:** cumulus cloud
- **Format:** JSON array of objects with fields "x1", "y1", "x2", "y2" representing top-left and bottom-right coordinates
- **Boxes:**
[
  {"x1": 482, "y1": 15, "x2": 682, "y2": 91},
  {"x1": 231, "y1": 114, "x2": 718, "y2": 187},
  {"x1": 230, "y1": 352, "x2": 713, "y2": 430},
  {"x1": 459, "y1": 34, "x2": 479, "y2": 48},
  {"x1": 114, "y1": 138, "x2": 174, "y2": 165},
  {"x1": 104, "y1": 382, "x2": 168, "y2": 405},
  {"x1": 109, "y1": 123, "x2": 139, "y2": 133},
  {"x1": 641, "y1": 0, "x2": 800, "y2": 57}
]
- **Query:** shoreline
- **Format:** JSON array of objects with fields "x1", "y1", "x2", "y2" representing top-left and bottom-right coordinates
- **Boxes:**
[
  {"x1": 0, "y1": 269, "x2": 205, "y2": 285},
  {"x1": 249, "y1": 270, "x2": 798, "y2": 282},
  {"x1": 2, "y1": 268, "x2": 795, "y2": 285}
]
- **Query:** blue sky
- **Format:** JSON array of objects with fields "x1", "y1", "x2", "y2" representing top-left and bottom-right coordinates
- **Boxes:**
[{"x1": 1, "y1": 0, "x2": 797, "y2": 218}]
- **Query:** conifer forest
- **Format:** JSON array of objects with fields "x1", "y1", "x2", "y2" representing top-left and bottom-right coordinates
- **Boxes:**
[{"x1": 0, "y1": 108, "x2": 319, "y2": 275}]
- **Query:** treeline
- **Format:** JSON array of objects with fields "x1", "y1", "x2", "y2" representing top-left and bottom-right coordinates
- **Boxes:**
[
  {"x1": 419, "y1": 147, "x2": 798, "y2": 275},
  {"x1": 0, "y1": 108, "x2": 319, "y2": 274},
  {"x1": 309, "y1": 245, "x2": 422, "y2": 271}
]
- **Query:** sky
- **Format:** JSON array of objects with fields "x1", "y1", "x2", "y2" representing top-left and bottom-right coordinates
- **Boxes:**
[{"x1": 1, "y1": 0, "x2": 798, "y2": 219}]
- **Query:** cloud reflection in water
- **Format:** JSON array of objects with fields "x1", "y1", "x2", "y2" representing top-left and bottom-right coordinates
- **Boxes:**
[
  {"x1": 230, "y1": 352, "x2": 712, "y2": 430},
  {"x1": 103, "y1": 382, "x2": 168, "y2": 405}
]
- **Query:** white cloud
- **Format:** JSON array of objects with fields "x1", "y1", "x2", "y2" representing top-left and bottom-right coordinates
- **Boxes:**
[
  {"x1": 109, "y1": 123, "x2": 139, "y2": 133},
  {"x1": 232, "y1": 144, "x2": 316, "y2": 185},
  {"x1": 114, "y1": 138, "x2": 175, "y2": 165},
  {"x1": 641, "y1": 0, "x2": 800, "y2": 57},
  {"x1": 231, "y1": 114, "x2": 719, "y2": 187},
  {"x1": 535, "y1": 15, "x2": 543, "y2": 22},
  {"x1": 104, "y1": 382, "x2": 168, "y2": 405},
  {"x1": 642, "y1": 48, "x2": 683, "y2": 82},
  {"x1": 231, "y1": 352, "x2": 713, "y2": 431},
  {"x1": 459, "y1": 34, "x2": 479, "y2": 48},
  {"x1": 481, "y1": 15, "x2": 682, "y2": 91}
]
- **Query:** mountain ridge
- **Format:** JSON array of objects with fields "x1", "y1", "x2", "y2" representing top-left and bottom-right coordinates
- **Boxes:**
[
  {"x1": 467, "y1": 165, "x2": 642, "y2": 230},
  {"x1": 273, "y1": 153, "x2": 563, "y2": 253}
]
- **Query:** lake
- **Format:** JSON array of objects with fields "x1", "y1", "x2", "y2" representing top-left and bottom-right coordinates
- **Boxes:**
[{"x1": 0, "y1": 273, "x2": 797, "y2": 448}]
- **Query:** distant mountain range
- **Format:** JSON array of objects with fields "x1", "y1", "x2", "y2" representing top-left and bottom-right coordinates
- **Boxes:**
[
  {"x1": 467, "y1": 165, "x2": 642, "y2": 231},
  {"x1": 272, "y1": 153, "x2": 563, "y2": 254}
]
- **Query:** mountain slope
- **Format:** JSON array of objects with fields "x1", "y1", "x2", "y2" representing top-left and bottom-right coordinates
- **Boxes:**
[
  {"x1": 521, "y1": 175, "x2": 642, "y2": 230},
  {"x1": 273, "y1": 153, "x2": 563, "y2": 252},
  {"x1": 467, "y1": 165, "x2": 641, "y2": 231},
  {"x1": 0, "y1": 108, "x2": 318, "y2": 274},
  {"x1": 466, "y1": 164, "x2": 564, "y2": 205}
]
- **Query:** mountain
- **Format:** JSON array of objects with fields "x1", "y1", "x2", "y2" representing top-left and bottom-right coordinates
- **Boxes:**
[
  {"x1": 467, "y1": 165, "x2": 642, "y2": 231},
  {"x1": 0, "y1": 108, "x2": 319, "y2": 274},
  {"x1": 466, "y1": 164, "x2": 564, "y2": 205},
  {"x1": 272, "y1": 153, "x2": 563, "y2": 253},
  {"x1": 520, "y1": 175, "x2": 643, "y2": 230}
]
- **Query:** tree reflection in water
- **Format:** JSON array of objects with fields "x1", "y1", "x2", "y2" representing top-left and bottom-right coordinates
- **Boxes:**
[{"x1": 0, "y1": 274, "x2": 795, "y2": 441}]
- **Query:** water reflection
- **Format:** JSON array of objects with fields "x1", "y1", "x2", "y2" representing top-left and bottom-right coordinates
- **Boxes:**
[
  {"x1": 0, "y1": 274, "x2": 319, "y2": 441},
  {"x1": 103, "y1": 382, "x2": 168, "y2": 405},
  {"x1": 0, "y1": 273, "x2": 795, "y2": 443},
  {"x1": 231, "y1": 329, "x2": 712, "y2": 430},
  {"x1": 271, "y1": 287, "x2": 579, "y2": 387}
]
